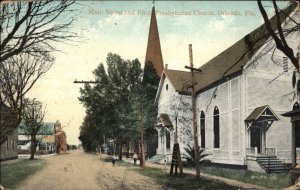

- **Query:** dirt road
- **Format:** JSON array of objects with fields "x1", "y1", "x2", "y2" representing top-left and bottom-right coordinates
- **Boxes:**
[{"x1": 18, "y1": 150, "x2": 164, "y2": 190}]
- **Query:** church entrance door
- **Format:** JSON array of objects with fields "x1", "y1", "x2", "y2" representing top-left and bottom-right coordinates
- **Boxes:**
[{"x1": 250, "y1": 127, "x2": 261, "y2": 153}]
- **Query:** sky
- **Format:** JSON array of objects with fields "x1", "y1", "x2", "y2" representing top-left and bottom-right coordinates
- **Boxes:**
[{"x1": 26, "y1": 1, "x2": 289, "y2": 145}]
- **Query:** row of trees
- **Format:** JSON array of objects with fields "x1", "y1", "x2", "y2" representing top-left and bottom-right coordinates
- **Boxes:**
[{"x1": 78, "y1": 53, "x2": 159, "y2": 166}]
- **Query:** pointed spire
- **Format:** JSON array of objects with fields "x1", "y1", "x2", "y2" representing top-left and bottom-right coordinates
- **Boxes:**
[{"x1": 145, "y1": 6, "x2": 164, "y2": 77}]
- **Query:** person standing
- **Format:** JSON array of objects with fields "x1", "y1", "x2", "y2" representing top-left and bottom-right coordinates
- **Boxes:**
[
  {"x1": 133, "y1": 153, "x2": 138, "y2": 165},
  {"x1": 112, "y1": 155, "x2": 116, "y2": 166}
]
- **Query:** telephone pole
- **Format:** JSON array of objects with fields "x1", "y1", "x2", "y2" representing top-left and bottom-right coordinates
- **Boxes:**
[{"x1": 185, "y1": 44, "x2": 202, "y2": 178}]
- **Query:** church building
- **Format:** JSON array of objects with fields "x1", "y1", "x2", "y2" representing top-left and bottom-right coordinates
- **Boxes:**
[{"x1": 146, "y1": 2, "x2": 300, "y2": 173}]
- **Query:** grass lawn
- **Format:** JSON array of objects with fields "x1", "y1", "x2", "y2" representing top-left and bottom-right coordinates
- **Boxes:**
[
  {"x1": 134, "y1": 167, "x2": 238, "y2": 190},
  {"x1": 0, "y1": 159, "x2": 46, "y2": 189},
  {"x1": 114, "y1": 160, "x2": 238, "y2": 190},
  {"x1": 201, "y1": 166, "x2": 290, "y2": 189}
]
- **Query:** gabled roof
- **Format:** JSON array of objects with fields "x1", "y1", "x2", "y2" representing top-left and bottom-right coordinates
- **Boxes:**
[
  {"x1": 18, "y1": 122, "x2": 55, "y2": 135},
  {"x1": 154, "y1": 69, "x2": 193, "y2": 103},
  {"x1": 194, "y1": 2, "x2": 297, "y2": 93},
  {"x1": 159, "y1": 113, "x2": 173, "y2": 128},
  {"x1": 164, "y1": 69, "x2": 191, "y2": 92},
  {"x1": 245, "y1": 105, "x2": 279, "y2": 122},
  {"x1": 158, "y1": 2, "x2": 297, "y2": 95}
]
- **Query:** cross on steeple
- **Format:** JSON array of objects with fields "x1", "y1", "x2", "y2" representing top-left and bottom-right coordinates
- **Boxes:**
[{"x1": 152, "y1": 0, "x2": 155, "y2": 6}]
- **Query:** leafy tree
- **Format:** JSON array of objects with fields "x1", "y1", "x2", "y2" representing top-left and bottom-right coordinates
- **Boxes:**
[
  {"x1": 78, "y1": 53, "x2": 143, "y2": 157},
  {"x1": 78, "y1": 54, "x2": 161, "y2": 165},
  {"x1": 128, "y1": 82, "x2": 158, "y2": 167},
  {"x1": 20, "y1": 99, "x2": 46, "y2": 160}
]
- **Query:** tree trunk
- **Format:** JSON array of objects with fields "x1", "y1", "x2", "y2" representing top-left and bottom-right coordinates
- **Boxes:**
[
  {"x1": 140, "y1": 140, "x2": 145, "y2": 167},
  {"x1": 140, "y1": 104, "x2": 145, "y2": 167},
  {"x1": 30, "y1": 134, "x2": 37, "y2": 160},
  {"x1": 175, "y1": 116, "x2": 183, "y2": 174},
  {"x1": 126, "y1": 142, "x2": 130, "y2": 158},
  {"x1": 118, "y1": 141, "x2": 123, "y2": 160}
]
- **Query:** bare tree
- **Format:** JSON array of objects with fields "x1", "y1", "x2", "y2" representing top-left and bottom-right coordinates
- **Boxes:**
[
  {"x1": 257, "y1": 0, "x2": 299, "y2": 71},
  {"x1": 20, "y1": 99, "x2": 46, "y2": 160},
  {"x1": 0, "y1": 53, "x2": 53, "y2": 144},
  {"x1": 0, "y1": 0, "x2": 77, "y2": 62}
]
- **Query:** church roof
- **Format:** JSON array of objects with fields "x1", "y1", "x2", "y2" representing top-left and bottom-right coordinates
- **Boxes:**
[
  {"x1": 145, "y1": 6, "x2": 164, "y2": 77},
  {"x1": 164, "y1": 69, "x2": 192, "y2": 92},
  {"x1": 196, "y1": 2, "x2": 296, "y2": 93},
  {"x1": 160, "y1": 2, "x2": 297, "y2": 95}
]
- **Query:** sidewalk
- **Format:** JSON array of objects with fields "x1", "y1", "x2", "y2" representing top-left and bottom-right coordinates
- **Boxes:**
[
  {"x1": 123, "y1": 158, "x2": 272, "y2": 190},
  {"x1": 18, "y1": 153, "x2": 56, "y2": 159}
]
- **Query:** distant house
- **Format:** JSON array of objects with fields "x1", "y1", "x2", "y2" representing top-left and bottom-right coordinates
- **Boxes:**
[
  {"x1": 0, "y1": 104, "x2": 18, "y2": 162},
  {"x1": 18, "y1": 122, "x2": 57, "y2": 154},
  {"x1": 0, "y1": 129, "x2": 18, "y2": 161},
  {"x1": 17, "y1": 139, "x2": 42, "y2": 151}
]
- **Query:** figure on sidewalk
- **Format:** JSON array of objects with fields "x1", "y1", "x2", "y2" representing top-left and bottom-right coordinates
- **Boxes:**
[
  {"x1": 112, "y1": 155, "x2": 116, "y2": 166},
  {"x1": 133, "y1": 153, "x2": 138, "y2": 165}
]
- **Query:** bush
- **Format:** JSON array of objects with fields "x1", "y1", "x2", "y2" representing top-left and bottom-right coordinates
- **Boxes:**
[{"x1": 183, "y1": 144, "x2": 210, "y2": 167}]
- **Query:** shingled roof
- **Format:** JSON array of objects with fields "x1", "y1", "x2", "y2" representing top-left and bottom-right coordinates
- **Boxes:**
[
  {"x1": 164, "y1": 69, "x2": 192, "y2": 92},
  {"x1": 162, "y1": 2, "x2": 297, "y2": 95},
  {"x1": 196, "y1": 1, "x2": 296, "y2": 93},
  {"x1": 245, "y1": 105, "x2": 279, "y2": 122}
]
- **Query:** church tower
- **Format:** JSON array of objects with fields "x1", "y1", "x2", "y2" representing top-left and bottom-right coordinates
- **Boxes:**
[{"x1": 145, "y1": 6, "x2": 164, "y2": 77}]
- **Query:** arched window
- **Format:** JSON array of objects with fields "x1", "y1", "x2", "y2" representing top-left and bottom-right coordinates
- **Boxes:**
[
  {"x1": 200, "y1": 111, "x2": 205, "y2": 148},
  {"x1": 166, "y1": 84, "x2": 168, "y2": 91},
  {"x1": 213, "y1": 106, "x2": 220, "y2": 148}
]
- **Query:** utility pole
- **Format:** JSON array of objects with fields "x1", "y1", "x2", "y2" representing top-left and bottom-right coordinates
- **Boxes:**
[{"x1": 185, "y1": 44, "x2": 202, "y2": 178}]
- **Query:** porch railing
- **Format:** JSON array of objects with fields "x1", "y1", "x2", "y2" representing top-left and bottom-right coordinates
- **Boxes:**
[
  {"x1": 246, "y1": 147, "x2": 277, "y2": 156},
  {"x1": 246, "y1": 147, "x2": 257, "y2": 156},
  {"x1": 265, "y1": 148, "x2": 276, "y2": 156}
]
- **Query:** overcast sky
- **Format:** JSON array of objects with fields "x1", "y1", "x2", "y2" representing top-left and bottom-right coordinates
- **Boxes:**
[{"x1": 26, "y1": 1, "x2": 288, "y2": 145}]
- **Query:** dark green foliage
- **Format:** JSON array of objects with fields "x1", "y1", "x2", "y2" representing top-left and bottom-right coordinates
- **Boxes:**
[
  {"x1": 142, "y1": 61, "x2": 160, "y2": 100},
  {"x1": 183, "y1": 144, "x2": 210, "y2": 167},
  {"x1": 78, "y1": 53, "x2": 144, "y2": 153},
  {"x1": 78, "y1": 53, "x2": 160, "y2": 157}
]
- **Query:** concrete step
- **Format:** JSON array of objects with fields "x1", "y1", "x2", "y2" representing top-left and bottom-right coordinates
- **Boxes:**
[{"x1": 256, "y1": 156, "x2": 289, "y2": 173}]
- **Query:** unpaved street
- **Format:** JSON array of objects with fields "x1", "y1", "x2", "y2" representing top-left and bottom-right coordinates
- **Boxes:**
[{"x1": 17, "y1": 150, "x2": 164, "y2": 190}]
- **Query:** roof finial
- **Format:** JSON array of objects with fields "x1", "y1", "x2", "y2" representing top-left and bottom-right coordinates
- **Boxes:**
[{"x1": 152, "y1": 0, "x2": 155, "y2": 7}]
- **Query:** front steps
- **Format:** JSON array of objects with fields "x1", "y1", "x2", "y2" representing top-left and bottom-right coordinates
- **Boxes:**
[{"x1": 256, "y1": 156, "x2": 289, "y2": 173}]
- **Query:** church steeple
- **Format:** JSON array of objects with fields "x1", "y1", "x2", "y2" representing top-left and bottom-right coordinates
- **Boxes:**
[{"x1": 145, "y1": 6, "x2": 164, "y2": 77}]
